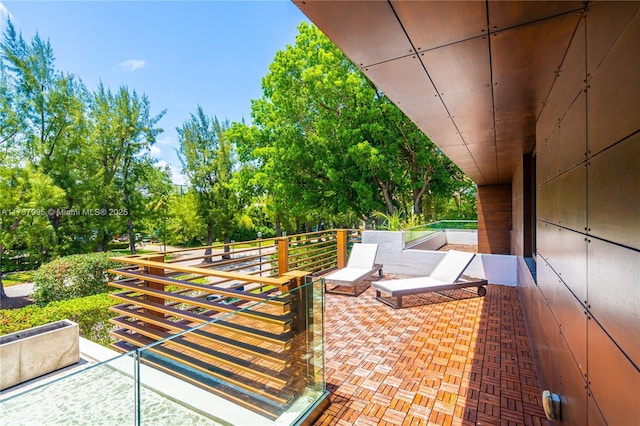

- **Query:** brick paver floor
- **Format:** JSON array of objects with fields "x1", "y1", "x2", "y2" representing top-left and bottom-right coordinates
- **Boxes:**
[{"x1": 315, "y1": 284, "x2": 548, "y2": 426}]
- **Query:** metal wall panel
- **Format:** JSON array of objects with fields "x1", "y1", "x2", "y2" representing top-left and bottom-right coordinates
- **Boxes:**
[
  {"x1": 536, "y1": 254, "x2": 587, "y2": 375},
  {"x1": 588, "y1": 319, "x2": 640, "y2": 424},
  {"x1": 587, "y1": 11, "x2": 640, "y2": 155},
  {"x1": 392, "y1": 1, "x2": 486, "y2": 52},
  {"x1": 556, "y1": 332, "x2": 588, "y2": 426},
  {"x1": 537, "y1": 164, "x2": 587, "y2": 232},
  {"x1": 544, "y1": 93, "x2": 587, "y2": 177},
  {"x1": 293, "y1": 0, "x2": 412, "y2": 67},
  {"x1": 536, "y1": 93, "x2": 587, "y2": 184},
  {"x1": 588, "y1": 133, "x2": 640, "y2": 250},
  {"x1": 536, "y1": 16, "x2": 586, "y2": 140},
  {"x1": 588, "y1": 238, "x2": 640, "y2": 367},
  {"x1": 586, "y1": 1, "x2": 640, "y2": 76},
  {"x1": 539, "y1": 226, "x2": 587, "y2": 304},
  {"x1": 587, "y1": 395, "x2": 607, "y2": 426}
]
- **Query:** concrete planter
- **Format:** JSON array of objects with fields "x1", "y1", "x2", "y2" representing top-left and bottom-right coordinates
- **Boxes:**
[{"x1": 0, "y1": 319, "x2": 80, "y2": 390}]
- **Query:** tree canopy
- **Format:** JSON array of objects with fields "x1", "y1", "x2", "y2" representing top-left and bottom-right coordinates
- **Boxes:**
[
  {"x1": 0, "y1": 20, "x2": 477, "y2": 298},
  {"x1": 229, "y1": 23, "x2": 474, "y2": 230}
]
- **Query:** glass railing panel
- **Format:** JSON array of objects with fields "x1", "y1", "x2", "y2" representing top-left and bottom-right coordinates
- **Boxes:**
[
  {"x1": 0, "y1": 351, "x2": 137, "y2": 425},
  {"x1": 130, "y1": 277, "x2": 326, "y2": 425},
  {"x1": 1, "y1": 274, "x2": 326, "y2": 426},
  {"x1": 403, "y1": 220, "x2": 478, "y2": 245}
]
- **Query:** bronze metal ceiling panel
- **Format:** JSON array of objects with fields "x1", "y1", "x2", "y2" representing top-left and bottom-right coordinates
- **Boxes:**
[
  {"x1": 292, "y1": 1, "x2": 413, "y2": 67},
  {"x1": 294, "y1": 1, "x2": 588, "y2": 185},
  {"x1": 419, "y1": 36, "x2": 494, "y2": 145},
  {"x1": 487, "y1": 1, "x2": 585, "y2": 31},
  {"x1": 391, "y1": 1, "x2": 487, "y2": 51},
  {"x1": 364, "y1": 55, "x2": 465, "y2": 147}
]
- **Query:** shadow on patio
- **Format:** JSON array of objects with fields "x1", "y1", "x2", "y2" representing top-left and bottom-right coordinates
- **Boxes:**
[{"x1": 316, "y1": 284, "x2": 547, "y2": 425}]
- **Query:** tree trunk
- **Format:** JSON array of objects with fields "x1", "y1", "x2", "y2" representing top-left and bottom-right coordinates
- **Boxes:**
[
  {"x1": 376, "y1": 177, "x2": 395, "y2": 215},
  {"x1": 96, "y1": 203, "x2": 109, "y2": 252},
  {"x1": 412, "y1": 171, "x2": 431, "y2": 217},
  {"x1": 222, "y1": 235, "x2": 231, "y2": 260},
  {"x1": 203, "y1": 221, "x2": 214, "y2": 264},
  {"x1": 0, "y1": 243, "x2": 7, "y2": 299},
  {"x1": 275, "y1": 216, "x2": 282, "y2": 238},
  {"x1": 125, "y1": 192, "x2": 136, "y2": 255}
]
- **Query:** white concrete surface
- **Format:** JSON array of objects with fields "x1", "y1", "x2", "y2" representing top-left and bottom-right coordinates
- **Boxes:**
[
  {"x1": 0, "y1": 320, "x2": 79, "y2": 390},
  {"x1": 362, "y1": 230, "x2": 517, "y2": 286}
]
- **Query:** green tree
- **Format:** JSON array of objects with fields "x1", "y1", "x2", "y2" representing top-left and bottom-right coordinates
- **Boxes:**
[
  {"x1": 178, "y1": 106, "x2": 242, "y2": 261},
  {"x1": 86, "y1": 84, "x2": 166, "y2": 252},
  {"x1": 0, "y1": 166, "x2": 65, "y2": 299},
  {"x1": 230, "y1": 23, "x2": 467, "y2": 226},
  {"x1": 1, "y1": 21, "x2": 90, "y2": 253}
]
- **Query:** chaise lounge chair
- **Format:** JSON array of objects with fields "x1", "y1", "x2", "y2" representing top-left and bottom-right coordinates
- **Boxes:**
[
  {"x1": 372, "y1": 250, "x2": 487, "y2": 308},
  {"x1": 324, "y1": 243, "x2": 383, "y2": 296}
]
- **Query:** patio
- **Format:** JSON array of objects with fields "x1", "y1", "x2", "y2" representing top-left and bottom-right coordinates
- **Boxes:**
[{"x1": 318, "y1": 284, "x2": 547, "y2": 425}]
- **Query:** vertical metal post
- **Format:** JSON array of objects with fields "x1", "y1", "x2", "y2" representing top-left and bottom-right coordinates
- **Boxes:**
[
  {"x1": 277, "y1": 237, "x2": 289, "y2": 276},
  {"x1": 257, "y1": 233, "x2": 262, "y2": 275},
  {"x1": 336, "y1": 229, "x2": 348, "y2": 268},
  {"x1": 134, "y1": 350, "x2": 141, "y2": 426}
]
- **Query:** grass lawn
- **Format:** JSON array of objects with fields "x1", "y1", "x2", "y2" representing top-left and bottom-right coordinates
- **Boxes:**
[{"x1": 1, "y1": 271, "x2": 35, "y2": 287}]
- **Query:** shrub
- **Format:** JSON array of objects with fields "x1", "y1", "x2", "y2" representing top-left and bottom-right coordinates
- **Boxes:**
[
  {"x1": 32, "y1": 252, "x2": 124, "y2": 306},
  {"x1": 230, "y1": 225, "x2": 276, "y2": 242},
  {"x1": 0, "y1": 293, "x2": 118, "y2": 347}
]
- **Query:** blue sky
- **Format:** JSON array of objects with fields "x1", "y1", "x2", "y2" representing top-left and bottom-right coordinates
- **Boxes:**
[{"x1": 0, "y1": 1, "x2": 308, "y2": 184}]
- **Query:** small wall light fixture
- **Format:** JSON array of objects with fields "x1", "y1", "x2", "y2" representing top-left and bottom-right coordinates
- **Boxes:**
[{"x1": 542, "y1": 390, "x2": 562, "y2": 421}]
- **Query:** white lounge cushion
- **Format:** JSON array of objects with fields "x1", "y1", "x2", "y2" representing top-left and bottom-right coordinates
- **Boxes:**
[
  {"x1": 346, "y1": 243, "x2": 379, "y2": 269},
  {"x1": 373, "y1": 277, "x2": 448, "y2": 296},
  {"x1": 325, "y1": 267, "x2": 376, "y2": 284},
  {"x1": 429, "y1": 250, "x2": 475, "y2": 282}
]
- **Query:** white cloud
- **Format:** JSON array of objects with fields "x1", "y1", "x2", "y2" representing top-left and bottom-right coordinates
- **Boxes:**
[
  {"x1": 149, "y1": 145, "x2": 162, "y2": 158},
  {"x1": 157, "y1": 160, "x2": 188, "y2": 186},
  {"x1": 156, "y1": 135, "x2": 173, "y2": 146},
  {"x1": 0, "y1": 3, "x2": 15, "y2": 29},
  {"x1": 119, "y1": 59, "x2": 146, "y2": 72}
]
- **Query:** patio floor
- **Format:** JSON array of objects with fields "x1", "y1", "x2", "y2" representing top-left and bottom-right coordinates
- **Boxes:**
[{"x1": 316, "y1": 284, "x2": 548, "y2": 426}]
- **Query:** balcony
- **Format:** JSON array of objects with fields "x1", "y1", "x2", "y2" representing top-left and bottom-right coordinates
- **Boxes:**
[{"x1": 0, "y1": 229, "x2": 547, "y2": 425}]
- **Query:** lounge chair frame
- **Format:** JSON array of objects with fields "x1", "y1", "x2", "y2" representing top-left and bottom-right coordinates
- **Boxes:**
[
  {"x1": 375, "y1": 277, "x2": 487, "y2": 308},
  {"x1": 373, "y1": 250, "x2": 487, "y2": 308},
  {"x1": 324, "y1": 243, "x2": 383, "y2": 296},
  {"x1": 325, "y1": 264, "x2": 383, "y2": 296}
]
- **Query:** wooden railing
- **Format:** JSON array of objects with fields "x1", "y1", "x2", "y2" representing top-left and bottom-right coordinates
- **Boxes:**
[{"x1": 107, "y1": 229, "x2": 360, "y2": 420}]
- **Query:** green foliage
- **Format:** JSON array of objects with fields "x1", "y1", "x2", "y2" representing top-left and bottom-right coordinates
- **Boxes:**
[
  {"x1": 0, "y1": 21, "x2": 172, "y2": 275},
  {"x1": 0, "y1": 293, "x2": 118, "y2": 347},
  {"x1": 177, "y1": 106, "x2": 246, "y2": 254},
  {"x1": 371, "y1": 212, "x2": 424, "y2": 231},
  {"x1": 32, "y1": 252, "x2": 123, "y2": 306},
  {"x1": 229, "y1": 22, "x2": 475, "y2": 227},
  {"x1": 230, "y1": 225, "x2": 276, "y2": 242}
]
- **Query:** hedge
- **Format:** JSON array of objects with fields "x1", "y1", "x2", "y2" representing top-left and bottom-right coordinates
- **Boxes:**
[
  {"x1": 0, "y1": 293, "x2": 118, "y2": 347},
  {"x1": 32, "y1": 252, "x2": 124, "y2": 306}
]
